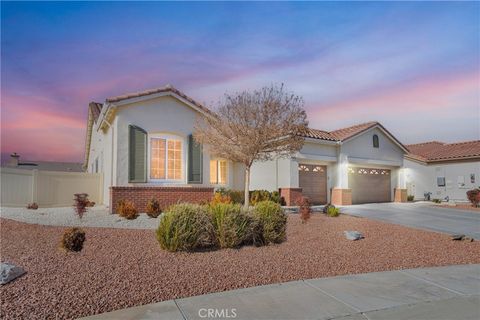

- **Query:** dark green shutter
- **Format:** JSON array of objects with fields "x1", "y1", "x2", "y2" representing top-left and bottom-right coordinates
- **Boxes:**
[
  {"x1": 188, "y1": 134, "x2": 203, "y2": 184},
  {"x1": 128, "y1": 125, "x2": 147, "y2": 183}
]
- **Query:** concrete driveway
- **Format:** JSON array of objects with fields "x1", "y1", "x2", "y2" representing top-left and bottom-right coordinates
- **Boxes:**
[{"x1": 342, "y1": 202, "x2": 480, "y2": 239}]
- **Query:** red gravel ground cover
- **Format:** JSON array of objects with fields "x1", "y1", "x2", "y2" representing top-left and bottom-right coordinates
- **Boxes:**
[{"x1": 1, "y1": 215, "x2": 480, "y2": 320}]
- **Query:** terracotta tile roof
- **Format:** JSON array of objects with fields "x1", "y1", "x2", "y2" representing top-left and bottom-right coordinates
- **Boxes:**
[
  {"x1": 88, "y1": 102, "x2": 102, "y2": 123},
  {"x1": 302, "y1": 121, "x2": 408, "y2": 152},
  {"x1": 302, "y1": 122, "x2": 379, "y2": 142},
  {"x1": 105, "y1": 85, "x2": 212, "y2": 115},
  {"x1": 329, "y1": 121, "x2": 379, "y2": 141},
  {"x1": 303, "y1": 128, "x2": 337, "y2": 141},
  {"x1": 406, "y1": 140, "x2": 480, "y2": 162}
]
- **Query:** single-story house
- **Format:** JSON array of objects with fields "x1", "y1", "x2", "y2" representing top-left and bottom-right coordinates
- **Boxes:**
[
  {"x1": 404, "y1": 141, "x2": 480, "y2": 201},
  {"x1": 84, "y1": 85, "x2": 479, "y2": 211}
]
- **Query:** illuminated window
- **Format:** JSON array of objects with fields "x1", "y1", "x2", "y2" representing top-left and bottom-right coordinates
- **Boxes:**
[
  {"x1": 373, "y1": 134, "x2": 379, "y2": 148},
  {"x1": 210, "y1": 160, "x2": 227, "y2": 184},
  {"x1": 150, "y1": 138, "x2": 182, "y2": 180},
  {"x1": 299, "y1": 165, "x2": 309, "y2": 171}
]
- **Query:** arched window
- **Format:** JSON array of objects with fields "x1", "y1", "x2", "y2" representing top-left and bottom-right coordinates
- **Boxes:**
[{"x1": 373, "y1": 134, "x2": 379, "y2": 148}]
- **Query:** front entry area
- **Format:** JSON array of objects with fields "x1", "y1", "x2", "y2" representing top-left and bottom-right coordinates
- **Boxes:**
[
  {"x1": 349, "y1": 167, "x2": 391, "y2": 204},
  {"x1": 298, "y1": 164, "x2": 327, "y2": 205}
]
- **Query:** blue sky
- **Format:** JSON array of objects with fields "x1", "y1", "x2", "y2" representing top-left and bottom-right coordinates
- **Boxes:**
[{"x1": 1, "y1": 1, "x2": 479, "y2": 161}]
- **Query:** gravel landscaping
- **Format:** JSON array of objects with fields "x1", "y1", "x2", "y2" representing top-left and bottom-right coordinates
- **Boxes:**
[
  {"x1": 1, "y1": 215, "x2": 480, "y2": 320},
  {"x1": 0, "y1": 206, "x2": 159, "y2": 229}
]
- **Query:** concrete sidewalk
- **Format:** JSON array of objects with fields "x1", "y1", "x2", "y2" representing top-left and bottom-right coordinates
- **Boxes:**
[{"x1": 81, "y1": 264, "x2": 480, "y2": 320}]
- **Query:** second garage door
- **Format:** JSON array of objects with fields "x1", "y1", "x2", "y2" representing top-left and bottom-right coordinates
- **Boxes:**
[
  {"x1": 349, "y1": 167, "x2": 391, "y2": 204},
  {"x1": 299, "y1": 164, "x2": 327, "y2": 205}
]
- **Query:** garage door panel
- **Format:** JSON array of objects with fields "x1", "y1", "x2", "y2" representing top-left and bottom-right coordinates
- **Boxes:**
[
  {"x1": 349, "y1": 168, "x2": 391, "y2": 204},
  {"x1": 299, "y1": 164, "x2": 327, "y2": 205}
]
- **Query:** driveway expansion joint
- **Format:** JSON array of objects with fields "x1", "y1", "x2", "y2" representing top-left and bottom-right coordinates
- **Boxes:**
[
  {"x1": 174, "y1": 299, "x2": 188, "y2": 320},
  {"x1": 398, "y1": 270, "x2": 466, "y2": 296},
  {"x1": 303, "y1": 279, "x2": 362, "y2": 313}
]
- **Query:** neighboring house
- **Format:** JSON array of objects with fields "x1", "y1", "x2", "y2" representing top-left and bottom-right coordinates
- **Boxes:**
[
  {"x1": 84, "y1": 86, "x2": 478, "y2": 210},
  {"x1": 85, "y1": 85, "x2": 415, "y2": 210},
  {"x1": 3, "y1": 153, "x2": 84, "y2": 172},
  {"x1": 404, "y1": 141, "x2": 480, "y2": 201}
]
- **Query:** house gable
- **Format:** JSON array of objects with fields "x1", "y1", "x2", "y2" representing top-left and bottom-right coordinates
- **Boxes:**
[{"x1": 340, "y1": 126, "x2": 407, "y2": 165}]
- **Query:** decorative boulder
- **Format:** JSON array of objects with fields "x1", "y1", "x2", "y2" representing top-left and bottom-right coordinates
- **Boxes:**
[
  {"x1": 1, "y1": 262, "x2": 26, "y2": 285},
  {"x1": 451, "y1": 234, "x2": 465, "y2": 241},
  {"x1": 344, "y1": 231, "x2": 364, "y2": 241}
]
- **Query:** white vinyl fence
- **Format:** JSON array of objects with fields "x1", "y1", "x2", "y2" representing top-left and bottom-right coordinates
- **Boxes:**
[{"x1": 1, "y1": 167, "x2": 103, "y2": 207}]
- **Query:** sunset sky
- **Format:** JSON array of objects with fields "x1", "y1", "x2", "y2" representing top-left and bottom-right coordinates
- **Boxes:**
[{"x1": 1, "y1": 1, "x2": 479, "y2": 162}]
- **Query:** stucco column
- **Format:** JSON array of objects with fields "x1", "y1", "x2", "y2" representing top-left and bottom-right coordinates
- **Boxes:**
[
  {"x1": 394, "y1": 167, "x2": 407, "y2": 202},
  {"x1": 335, "y1": 153, "x2": 349, "y2": 188},
  {"x1": 332, "y1": 153, "x2": 352, "y2": 205}
]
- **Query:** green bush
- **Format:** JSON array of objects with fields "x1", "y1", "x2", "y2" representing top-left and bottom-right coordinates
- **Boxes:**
[
  {"x1": 407, "y1": 195, "x2": 414, "y2": 202},
  {"x1": 156, "y1": 204, "x2": 215, "y2": 252},
  {"x1": 326, "y1": 206, "x2": 340, "y2": 217},
  {"x1": 432, "y1": 198, "x2": 442, "y2": 204},
  {"x1": 253, "y1": 201, "x2": 287, "y2": 244},
  {"x1": 215, "y1": 188, "x2": 244, "y2": 204},
  {"x1": 250, "y1": 190, "x2": 273, "y2": 205},
  {"x1": 209, "y1": 203, "x2": 261, "y2": 248},
  {"x1": 216, "y1": 188, "x2": 284, "y2": 205}
]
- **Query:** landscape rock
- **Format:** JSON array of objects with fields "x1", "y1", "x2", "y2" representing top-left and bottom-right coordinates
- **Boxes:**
[
  {"x1": 344, "y1": 231, "x2": 364, "y2": 241},
  {"x1": 1, "y1": 262, "x2": 26, "y2": 285},
  {"x1": 451, "y1": 234, "x2": 465, "y2": 240}
]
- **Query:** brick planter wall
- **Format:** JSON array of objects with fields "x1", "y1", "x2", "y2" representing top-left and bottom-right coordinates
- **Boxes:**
[
  {"x1": 394, "y1": 188, "x2": 407, "y2": 202},
  {"x1": 331, "y1": 188, "x2": 352, "y2": 206},
  {"x1": 110, "y1": 186, "x2": 214, "y2": 213},
  {"x1": 279, "y1": 188, "x2": 303, "y2": 206}
]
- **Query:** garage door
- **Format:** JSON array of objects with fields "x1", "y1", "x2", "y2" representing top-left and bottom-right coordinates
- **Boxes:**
[
  {"x1": 349, "y1": 167, "x2": 391, "y2": 204},
  {"x1": 299, "y1": 164, "x2": 327, "y2": 205}
]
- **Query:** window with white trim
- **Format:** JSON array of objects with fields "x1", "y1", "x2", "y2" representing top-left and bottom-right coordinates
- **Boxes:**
[
  {"x1": 150, "y1": 137, "x2": 182, "y2": 180},
  {"x1": 210, "y1": 160, "x2": 227, "y2": 184}
]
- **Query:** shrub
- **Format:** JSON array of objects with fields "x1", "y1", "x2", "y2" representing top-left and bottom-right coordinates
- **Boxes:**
[
  {"x1": 466, "y1": 189, "x2": 480, "y2": 207},
  {"x1": 211, "y1": 192, "x2": 232, "y2": 205},
  {"x1": 253, "y1": 201, "x2": 287, "y2": 244},
  {"x1": 250, "y1": 190, "x2": 274, "y2": 205},
  {"x1": 432, "y1": 198, "x2": 442, "y2": 204},
  {"x1": 322, "y1": 203, "x2": 334, "y2": 214},
  {"x1": 209, "y1": 203, "x2": 260, "y2": 248},
  {"x1": 326, "y1": 206, "x2": 340, "y2": 217},
  {"x1": 156, "y1": 204, "x2": 215, "y2": 252},
  {"x1": 407, "y1": 195, "x2": 414, "y2": 202},
  {"x1": 146, "y1": 198, "x2": 162, "y2": 218},
  {"x1": 228, "y1": 190, "x2": 245, "y2": 205},
  {"x1": 60, "y1": 227, "x2": 86, "y2": 252},
  {"x1": 117, "y1": 200, "x2": 138, "y2": 220},
  {"x1": 27, "y1": 203, "x2": 38, "y2": 210},
  {"x1": 73, "y1": 193, "x2": 89, "y2": 219},
  {"x1": 297, "y1": 197, "x2": 311, "y2": 223}
]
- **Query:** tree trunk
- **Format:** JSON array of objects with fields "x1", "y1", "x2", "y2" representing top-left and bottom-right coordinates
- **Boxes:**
[{"x1": 244, "y1": 166, "x2": 250, "y2": 208}]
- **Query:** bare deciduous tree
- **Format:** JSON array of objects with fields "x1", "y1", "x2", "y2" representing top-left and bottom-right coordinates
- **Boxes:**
[{"x1": 194, "y1": 84, "x2": 308, "y2": 207}]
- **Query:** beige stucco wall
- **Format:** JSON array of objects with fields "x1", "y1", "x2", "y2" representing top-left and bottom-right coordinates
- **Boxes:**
[
  {"x1": 404, "y1": 158, "x2": 480, "y2": 201},
  {"x1": 1, "y1": 167, "x2": 102, "y2": 207},
  {"x1": 112, "y1": 95, "x2": 241, "y2": 192},
  {"x1": 340, "y1": 127, "x2": 405, "y2": 166}
]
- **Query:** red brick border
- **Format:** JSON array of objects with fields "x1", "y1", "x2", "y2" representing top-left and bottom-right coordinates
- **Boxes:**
[{"x1": 110, "y1": 186, "x2": 214, "y2": 213}]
